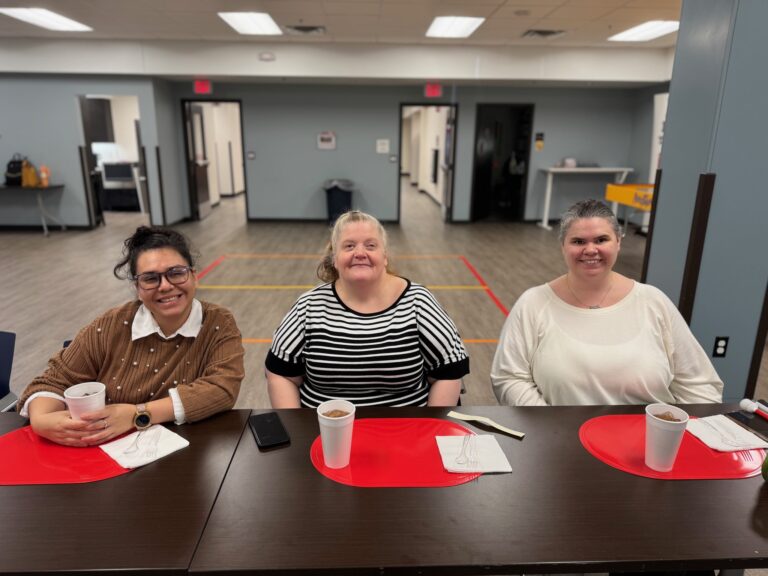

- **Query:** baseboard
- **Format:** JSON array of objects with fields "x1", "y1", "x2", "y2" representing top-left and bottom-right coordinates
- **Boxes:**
[{"x1": 0, "y1": 224, "x2": 92, "y2": 232}]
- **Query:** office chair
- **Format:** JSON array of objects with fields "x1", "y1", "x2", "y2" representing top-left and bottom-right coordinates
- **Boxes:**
[{"x1": 0, "y1": 331, "x2": 18, "y2": 412}]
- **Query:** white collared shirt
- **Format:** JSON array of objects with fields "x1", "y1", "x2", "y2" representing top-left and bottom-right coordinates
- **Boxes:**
[{"x1": 132, "y1": 298, "x2": 203, "y2": 341}]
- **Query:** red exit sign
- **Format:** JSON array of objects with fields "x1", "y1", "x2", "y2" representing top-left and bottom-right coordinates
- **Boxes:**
[
  {"x1": 424, "y1": 83, "x2": 443, "y2": 98},
  {"x1": 194, "y1": 79, "x2": 212, "y2": 95}
]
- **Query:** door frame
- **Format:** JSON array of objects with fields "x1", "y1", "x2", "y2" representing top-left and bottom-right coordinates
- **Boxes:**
[
  {"x1": 397, "y1": 102, "x2": 459, "y2": 223},
  {"x1": 180, "y1": 98, "x2": 247, "y2": 221}
]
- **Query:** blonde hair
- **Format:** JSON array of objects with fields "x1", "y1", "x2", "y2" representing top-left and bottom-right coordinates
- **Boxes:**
[{"x1": 316, "y1": 210, "x2": 391, "y2": 283}]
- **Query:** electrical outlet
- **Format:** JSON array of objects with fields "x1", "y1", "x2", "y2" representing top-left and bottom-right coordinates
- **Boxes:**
[{"x1": 713, "y1": 336, "x2": 729, "y2": 358}]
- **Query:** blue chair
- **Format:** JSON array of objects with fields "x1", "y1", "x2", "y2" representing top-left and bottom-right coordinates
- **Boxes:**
[{"x1": 0, "y1": 331, "x2": 17, "y2": 412}]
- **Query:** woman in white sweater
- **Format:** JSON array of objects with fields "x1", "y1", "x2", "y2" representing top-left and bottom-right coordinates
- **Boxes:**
[{"x1": 491, "y1": 199, "x2": 723, "y2": 406}]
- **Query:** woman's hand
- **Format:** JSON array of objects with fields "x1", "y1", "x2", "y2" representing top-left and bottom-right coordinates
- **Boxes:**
[
  {"x1": 29, "y1": 409, "x2": 93, "y2": 447},
  {"x1": 78, "y1": 404, "x2": 138, "y2": 445}
]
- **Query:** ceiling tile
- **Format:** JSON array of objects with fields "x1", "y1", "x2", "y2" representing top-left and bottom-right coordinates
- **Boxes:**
[{"x1": 323, "y1": 2, "x2": 381, "y2": 16}]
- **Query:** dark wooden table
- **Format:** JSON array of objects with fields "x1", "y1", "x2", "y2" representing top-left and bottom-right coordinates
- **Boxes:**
[
  {"x1": 190, "y1": 405, "x2": 768, "y2": 575},
  {"x1": 0, "y1": 409, "x2": 250, "y2": 575}
]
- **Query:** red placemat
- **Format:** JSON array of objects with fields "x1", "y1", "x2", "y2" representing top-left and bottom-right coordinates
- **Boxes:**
[
  {"x1": 0, "y1": 426, "x2": 130, "y2": 485},
  {"x1": 579, "y1": 415, "x2": 765, "y2": 480},
  {"x1": 310, "y1": 418, "x2": 482, "y2": 487}
]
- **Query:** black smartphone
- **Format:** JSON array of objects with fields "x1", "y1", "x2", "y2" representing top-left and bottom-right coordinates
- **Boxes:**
[{"x1": 249, "y1": 412, "x2": 290, "y2": 449}]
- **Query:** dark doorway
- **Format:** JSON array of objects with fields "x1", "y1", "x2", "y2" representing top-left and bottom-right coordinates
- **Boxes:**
[{"x1": 470, "y1": 104, "x2": 533, "y2": 221}]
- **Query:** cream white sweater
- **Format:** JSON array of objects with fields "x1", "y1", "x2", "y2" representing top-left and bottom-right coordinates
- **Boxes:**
[{"x1": 491, "y1": 282, "x2": 723, "y2": 406}]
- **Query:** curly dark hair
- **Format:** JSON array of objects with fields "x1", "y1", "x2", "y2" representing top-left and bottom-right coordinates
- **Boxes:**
[{"x1": 113, "y1": 226, "x2": 197, "y2": 280}]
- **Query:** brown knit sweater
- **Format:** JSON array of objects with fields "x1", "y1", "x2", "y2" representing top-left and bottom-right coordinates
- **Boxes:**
[{"x1": 19, "y1": 300, "x2": 244, "y2": 422}]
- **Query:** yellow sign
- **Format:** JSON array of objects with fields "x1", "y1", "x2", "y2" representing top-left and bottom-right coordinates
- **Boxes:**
[{"x1": 605, "y1": 183, "x2": 654, "y2": 211}]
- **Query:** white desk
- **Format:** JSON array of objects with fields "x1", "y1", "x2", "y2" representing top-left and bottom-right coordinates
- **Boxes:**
[{"x1": 538, "y1": 167, "x2": 634, "y2": 230}]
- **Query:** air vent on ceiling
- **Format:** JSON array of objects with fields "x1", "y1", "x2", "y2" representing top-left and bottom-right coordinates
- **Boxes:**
[
  {"x1": 522, "y1": 29, "x2": 565, "y2": 39},
  {"x1": 284, "y1": 25, "x2": 326, "y2": 35}
]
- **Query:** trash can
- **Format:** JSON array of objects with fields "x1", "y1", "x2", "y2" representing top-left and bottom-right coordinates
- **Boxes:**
[{"x1": 323, "y1": 179, "x2": 354, "y2": 223}]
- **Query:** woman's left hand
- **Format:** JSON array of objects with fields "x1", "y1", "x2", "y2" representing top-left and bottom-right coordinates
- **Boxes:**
[{"x1": 78, "y1": 404, "x2": 137, "y2": 445}]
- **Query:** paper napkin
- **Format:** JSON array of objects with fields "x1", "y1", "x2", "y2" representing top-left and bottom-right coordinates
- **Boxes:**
[
  {"x1": 99, "y1": 425, "x2": 189, "y2": 469},
  {"x1": 435, "y1": 435, "x2": 513, "y2": 473},
  {"x1": 687, "y1": 415, "x2": 768, "y2": 452}
]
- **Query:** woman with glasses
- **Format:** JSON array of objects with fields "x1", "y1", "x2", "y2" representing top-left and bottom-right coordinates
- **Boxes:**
[{"x1": 18, "y1": 226, "x2": 244, "y2": 446}]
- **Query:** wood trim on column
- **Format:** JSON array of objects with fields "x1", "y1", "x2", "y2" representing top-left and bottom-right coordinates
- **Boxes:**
[
  {"x1": 678, "y1": 173, "x2": 716, "y2": 325},
  {"x1": 640, "y1": 168, "x2": 662, "y2": 284},
  {"x1": 78, "y1": 145, "x2": 95, "y2": 228},
  {"x1": 745, "y1": 280, "x2": 768, "y2": 399},
  {"x1": 155, "y1": 146, "x2": 167, "y2": 226}
]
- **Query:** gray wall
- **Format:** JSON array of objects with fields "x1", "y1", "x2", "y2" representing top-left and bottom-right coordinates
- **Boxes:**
[
  {"x1": 177, "y1": 82, "x2": 660, "y2": 223},
  {"x1": 451, "y1": 86, "x2": 647, "y2": 222},
  {"x1": 153, "y1": 80, "x2": 187, "y2": 225},
  {"x1": 645, "y1": 0, "x2": 736, "y2": 303},
  {"x1": 2, "y1": 77, "x2": 660, "y2": 227},
  {"x1": 647, "y1": 0, "x2": 768, "y2": 400},
  {"x1": 0, "y1": 75, "x2": 161, "y2": 227},
  {"x1": 197, "y1": 83, "x2": 412, "y2": 222}
]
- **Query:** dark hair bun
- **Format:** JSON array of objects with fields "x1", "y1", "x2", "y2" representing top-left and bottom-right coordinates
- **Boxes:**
[{"x1": 113, "y1": 226, "x2": 197, "y2": 280}]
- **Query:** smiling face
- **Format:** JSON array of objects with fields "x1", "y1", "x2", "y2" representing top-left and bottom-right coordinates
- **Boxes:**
[
  {"x1": 333, "y1": 221, "x2": 388, "y2": 287},
  {"x1": 135, "y1": 247, "x2": 197, "y2": 334},
  {"x1": 561, "y1": 217, "x2": 621, "y2": 279}
]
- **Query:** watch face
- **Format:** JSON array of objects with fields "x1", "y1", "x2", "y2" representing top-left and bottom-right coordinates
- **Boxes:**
[{"x1": 135, "y1": 413, "x2": 151, "y2": 429}]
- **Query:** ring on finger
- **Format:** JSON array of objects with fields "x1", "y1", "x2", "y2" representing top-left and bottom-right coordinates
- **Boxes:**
[{"x1": 103, "y1": 419, "x2": 108, "y2": 430}]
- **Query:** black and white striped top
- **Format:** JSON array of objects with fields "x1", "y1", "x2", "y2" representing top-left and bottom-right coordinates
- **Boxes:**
[{"x1": 266, "y1": 279, "x2": 469, "y2": 407}]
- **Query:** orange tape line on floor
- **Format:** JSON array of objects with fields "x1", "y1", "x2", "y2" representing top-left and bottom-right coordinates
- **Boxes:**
[
  {"x1": 224, "y1": 254, "x2": 320, "y2": 259},
  {"x1": 200, "y1": 284, "x2": 489, "y2": 291},
  {"x1": 222, "y1": 253, "x2": 461, "y2": 260},
  {"x1": 242, "y1": 338, "x2": 497, "y2": 344}
]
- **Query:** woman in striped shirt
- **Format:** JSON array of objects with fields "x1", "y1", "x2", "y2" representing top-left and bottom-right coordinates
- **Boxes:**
[{"x1": 266, "y1": 210, "x2": 469, "y2": 408}]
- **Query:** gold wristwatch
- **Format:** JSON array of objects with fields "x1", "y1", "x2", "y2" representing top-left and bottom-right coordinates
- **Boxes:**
[{"x1": 134, "y1": 403, "x2": 152, "y2": 430}]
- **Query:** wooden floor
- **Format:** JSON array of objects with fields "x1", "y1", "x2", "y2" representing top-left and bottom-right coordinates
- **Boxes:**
[{"x1": 3, "y1": 182, "x2": 767, "y2": 409}]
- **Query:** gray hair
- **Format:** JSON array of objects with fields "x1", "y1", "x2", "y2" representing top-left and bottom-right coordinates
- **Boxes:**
[
  {"x1": 316, "y1": 210, "x2": 391, "y2": 283},
  {"x1": 558, "y1": 199, "x2": 622, "y2": 244}
]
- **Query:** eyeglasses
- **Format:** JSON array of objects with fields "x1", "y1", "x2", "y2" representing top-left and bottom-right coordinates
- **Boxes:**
[{"x1": 133, "y1": 266, "x2": 192, "y2": 290}]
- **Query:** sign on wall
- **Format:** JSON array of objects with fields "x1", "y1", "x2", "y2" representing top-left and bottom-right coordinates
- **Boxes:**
[{"x1": 317, "y1": 131, "x2": 337, "y2": 150}]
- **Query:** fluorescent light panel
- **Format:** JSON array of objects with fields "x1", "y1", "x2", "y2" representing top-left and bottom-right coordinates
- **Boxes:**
[
  {"x1": 608, "y1": 20, "x2": 679, "y2": 42},
  {"x1": 218, "y1": 12, "x2": 282, "y2": 36},
  {"x1": 426, "y1": 16, "x2": 485, "y2": 39},
  {"x1": 0, "y1": 8, "x2": 91, "y2": 31}
]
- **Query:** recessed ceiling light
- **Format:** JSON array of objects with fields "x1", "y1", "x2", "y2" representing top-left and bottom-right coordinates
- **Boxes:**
[
  {"x1": 218, "y1": 12, "x2": 282, "y2": 36},
  {"x1": 426, "y1": 16, "x2": 485, "y2": 39},
  {"x1": 608, "y1": 20, "x2": 679, "y2": 42},
  {"x1": 0, "y1": 8, "x2": 91, "y2": 31}
]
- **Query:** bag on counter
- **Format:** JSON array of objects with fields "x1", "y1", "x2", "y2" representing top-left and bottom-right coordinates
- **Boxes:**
[
  {"x1": 22, "y1": 159, "x2": 39, "y2": 188},
  {"x1": 4, "y1": 153, "x2": 23, "y2": 186}
]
